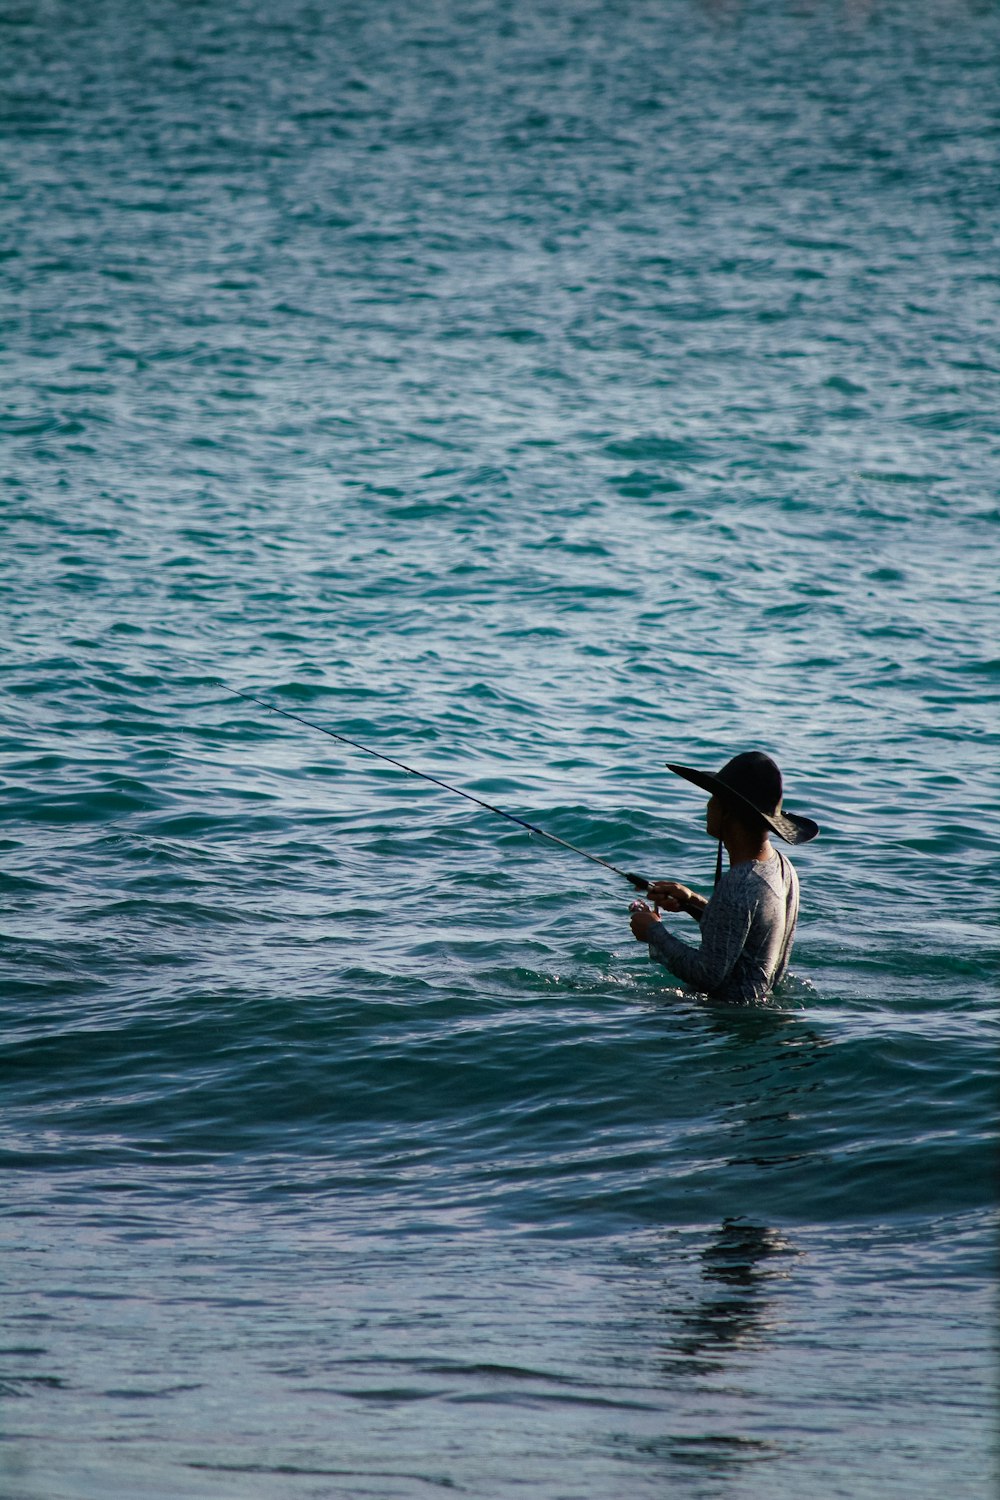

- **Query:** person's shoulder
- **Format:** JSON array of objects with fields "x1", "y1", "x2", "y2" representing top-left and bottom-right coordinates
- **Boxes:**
[
  {"x1": 723, "y1": 858, "x2": 768, "y2": 884},
  {"x1": 770, "y1": 848, "x2": 798, "y2": 883},
  {"x1": 723, "y1": 855, "x2": 787, "y2": 900},
  {"x1": 715, "y1": 861, "x2": 761, "y2": 899},
  {"x1": 758, "y1": 851, "x2": 797, "y2": 900}
]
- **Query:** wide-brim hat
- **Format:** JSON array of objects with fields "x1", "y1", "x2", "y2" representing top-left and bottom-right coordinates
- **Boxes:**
[{"x1": 665, "y1": 751, "x2": 819, "y2": 845}]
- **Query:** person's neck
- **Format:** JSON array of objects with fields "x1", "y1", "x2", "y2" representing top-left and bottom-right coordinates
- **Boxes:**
[{"x1": 725, "y1": 830, "x2": 773, "y2": 867}]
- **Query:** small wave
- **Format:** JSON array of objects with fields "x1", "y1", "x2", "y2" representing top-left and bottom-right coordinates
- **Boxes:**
[{"x1": 603, "y1": 435, "x2": 707, "y2": 464}]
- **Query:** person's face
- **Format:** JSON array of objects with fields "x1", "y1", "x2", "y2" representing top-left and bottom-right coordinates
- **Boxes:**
[{"x1": 705, "y1": 794, "x2": 725, "y2": 839}]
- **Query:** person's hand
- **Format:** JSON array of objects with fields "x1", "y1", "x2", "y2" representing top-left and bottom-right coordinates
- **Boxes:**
[
  {"x1": 646, "y1": 880, "x2": 694, "y2": 912},
  {"x1": 629, "y1": 901, "x2": 661, "y2": 942}
]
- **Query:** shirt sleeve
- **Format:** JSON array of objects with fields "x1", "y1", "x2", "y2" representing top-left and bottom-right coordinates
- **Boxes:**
[{"x1": 646, "y1": 877, "x2": 755, "y2": 993}]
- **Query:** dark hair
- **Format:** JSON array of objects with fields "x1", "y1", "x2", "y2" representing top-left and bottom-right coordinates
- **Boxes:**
[{"x1": 723, "y1": 798, "x2": 769, "y2": 839}]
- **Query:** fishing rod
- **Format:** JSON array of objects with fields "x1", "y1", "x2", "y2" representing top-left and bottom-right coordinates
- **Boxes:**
[{"x1": 221, "y1": 685, "x2": 651, "y2": 893}]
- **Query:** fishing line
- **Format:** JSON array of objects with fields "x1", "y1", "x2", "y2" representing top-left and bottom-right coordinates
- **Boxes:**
[{"x1": 221, "y1": 685, "x2": 650, "y2": 892}]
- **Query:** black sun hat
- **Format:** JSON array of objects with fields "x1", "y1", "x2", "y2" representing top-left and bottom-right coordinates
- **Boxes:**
[{"x1": 666, "y1": 751, "x2": 819, "y2": 845}]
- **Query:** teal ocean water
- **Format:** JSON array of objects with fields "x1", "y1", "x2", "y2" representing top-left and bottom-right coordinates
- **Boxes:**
[{"x1": 2, "y1": 1, "x2": 997, "y2": 1495}]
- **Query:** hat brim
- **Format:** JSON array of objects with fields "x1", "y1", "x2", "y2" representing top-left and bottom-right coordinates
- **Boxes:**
[{"x1": 665, "y1": 762, "x2": 819, "y2": 845}]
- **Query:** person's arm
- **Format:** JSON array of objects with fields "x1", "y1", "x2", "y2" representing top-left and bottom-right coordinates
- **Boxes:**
[
  {"x1": 630, "y1": 881, "x2": 754, "y2": 994},
  {"x1": 646, "y1": 880, "x2": 707, "y2": 923}
]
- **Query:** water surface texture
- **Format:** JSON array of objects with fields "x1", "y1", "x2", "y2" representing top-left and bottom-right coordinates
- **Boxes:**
[{"x1": 1, "y1": 1, "x2": 997, "y2": 1496}]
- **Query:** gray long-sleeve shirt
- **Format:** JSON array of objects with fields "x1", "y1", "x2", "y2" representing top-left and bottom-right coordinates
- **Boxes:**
[{"x1": 646, "y1": 850, "x2": 799, "y2": 1005}]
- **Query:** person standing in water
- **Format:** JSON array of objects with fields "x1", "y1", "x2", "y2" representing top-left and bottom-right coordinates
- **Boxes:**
[{"x1": 629, "y1": 752, "x2": 819, "y2": 1005}]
